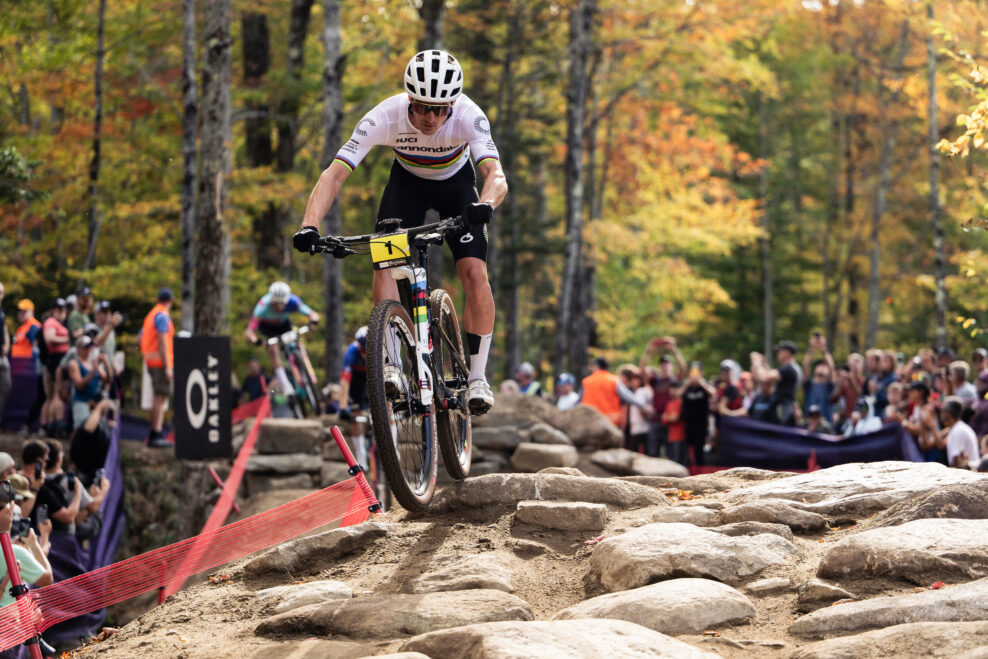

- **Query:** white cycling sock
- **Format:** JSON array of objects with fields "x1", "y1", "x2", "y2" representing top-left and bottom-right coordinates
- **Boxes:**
[
  {"x1": 466, "y1": 332, "x2": 492, "y2": 383},
  {"x1": 275, "y1": 366, "x2": 292, "y2": 394}
]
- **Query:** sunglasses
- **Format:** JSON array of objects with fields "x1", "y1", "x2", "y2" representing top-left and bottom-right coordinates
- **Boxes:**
[{"x1": 409, "y1": 101, "x2": 451, "y2": 117}]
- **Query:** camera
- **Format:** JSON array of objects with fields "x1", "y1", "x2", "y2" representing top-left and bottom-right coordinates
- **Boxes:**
[
  {"x1": 65, "y1": 472, "x2": 76, "y2": 490},
  {"x1": 94, "y1": 468, "x2": 105, "y2": 484},
  {"x1": 0, "y1": 481, "x2": 13, "y2": 507},
  {"x1": 34, "y1": 460, "x2": 43, "y2": 481},
  {"x1": 11, "y1": 516, "x2": 30, "y2": 538},
  {"x1": 36, "y1": 504, "x2": 48, "y2": 527}
]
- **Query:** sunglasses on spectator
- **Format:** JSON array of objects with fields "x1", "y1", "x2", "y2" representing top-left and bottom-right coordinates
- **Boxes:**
[{"x1": 409, "y1": 101, "x2": 452, "y2": 117}]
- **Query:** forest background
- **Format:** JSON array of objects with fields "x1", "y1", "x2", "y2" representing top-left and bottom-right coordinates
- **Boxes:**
[{"x1": 2, "y1": 0, "x2": 988, "y2": 389}]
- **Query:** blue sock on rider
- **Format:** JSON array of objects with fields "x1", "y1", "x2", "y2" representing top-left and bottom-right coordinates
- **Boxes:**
[{"x1": 466, "y1": 332, "x2": 492, "y2": 383}]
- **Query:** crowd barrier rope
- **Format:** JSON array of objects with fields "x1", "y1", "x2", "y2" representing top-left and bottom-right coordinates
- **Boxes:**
[{"x1": 0, "y1": 415, "x2": 381, "y2": 653}]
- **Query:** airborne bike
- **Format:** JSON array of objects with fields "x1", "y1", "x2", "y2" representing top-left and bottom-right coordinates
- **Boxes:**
[{"x1": 312, "y1": 216, "x2": 475, "y2": 511}]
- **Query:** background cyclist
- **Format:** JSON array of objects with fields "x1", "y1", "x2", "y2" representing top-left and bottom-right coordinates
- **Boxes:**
[
  {"x1": 338, "y1": 326, "x2": 370, "y2": 468},
  {"x1": 292, "y1": 49, "x2": 508, "y2": 415},
  {"x1": 245, "y1": 281, "x2": 319, "y2": 397}
]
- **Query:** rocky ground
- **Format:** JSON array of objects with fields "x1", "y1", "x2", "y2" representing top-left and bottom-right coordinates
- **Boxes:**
[{"x1": 74, "y1": 456, "x2": 988, "y2": 658}]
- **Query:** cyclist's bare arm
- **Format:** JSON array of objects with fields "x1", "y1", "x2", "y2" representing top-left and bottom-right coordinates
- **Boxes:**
[
  {"x1": 477, "y1": 159, "x2": 507, "y2": 209},
  {"x1": 300, "y1": 160, "x2": 352, "y2": 230}
]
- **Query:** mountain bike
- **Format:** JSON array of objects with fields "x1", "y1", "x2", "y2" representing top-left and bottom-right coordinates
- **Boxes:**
[
  {"x1": 350, "y1": 413, "x2": 392, "y2": 512},
  {"x1": 266, "y1": 324, "x2": 323, "y2": 419},
  {"x1": 312, "y1": 216, "x2": 474, "y2": 511}
]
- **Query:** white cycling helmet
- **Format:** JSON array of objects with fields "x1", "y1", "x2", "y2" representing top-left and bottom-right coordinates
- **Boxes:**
[
  {"x1": 355, "y1": 326, "x2": 368, "y2": 348},
  {"x1": 404, "y1": 50, "x2": 463, "y2": 104},
  {"x1": 269, "y1": 281, "x2": 291, "y2": 304}
]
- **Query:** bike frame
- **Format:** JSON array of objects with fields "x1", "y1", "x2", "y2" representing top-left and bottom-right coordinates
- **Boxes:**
[{"x1": 390, "y1": 252, "x2": 435, "y2": 410}]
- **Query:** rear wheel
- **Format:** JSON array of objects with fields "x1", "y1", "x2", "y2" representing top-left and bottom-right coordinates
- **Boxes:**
[
  {"x1": 430, "y1": 289, "x2": 471, "y2": 480},
  {"x1": 366, "y1": 300, "x2": 437, "y2": 511}
]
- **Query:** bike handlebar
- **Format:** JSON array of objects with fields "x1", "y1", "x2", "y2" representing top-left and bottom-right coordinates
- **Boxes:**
[{"x1": 310, "y1": 215, "x2": 466, "y2": 257}]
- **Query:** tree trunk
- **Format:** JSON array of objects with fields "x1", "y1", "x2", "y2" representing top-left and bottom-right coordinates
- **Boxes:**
[
  {"x1": 554, "y1": 0, "x2": 594, "y2": 378},
  {"x1": 17, "y1": 84, "x2": 30, "y2": 127},
  {"x1": 83, "y1": 0, "x2": 107, "y2": 273},
  {"x1": 276, "y1": 0, "x2": 314, "y2": 173},
  {"x1": 928, "y1": 1, "x2": 947, "y2": 349},
  {"x1": 865, "y1": 21, "x2": 909, "y2": 350},
  {"x1": 758, "y1": 93, "x2": 774, "y2": 358},
  {"x1": 417, "y1": 0, "x2": 446, "y2": 51},
  {"x1": 321, "y1": 0, "x2": 345, "y2": 381},
  {"x1": 418, "y1": 0, "x2": 446, "y2": 287},
  {"x1": 194, "y1": 0, "x2": 233, "y2": 336},
  {"x1": 242, "y1": 13, "x2": 272, "y2": 167},
  {"x1": 181, "y1": 0, "x2": 198, "y2": 333}
]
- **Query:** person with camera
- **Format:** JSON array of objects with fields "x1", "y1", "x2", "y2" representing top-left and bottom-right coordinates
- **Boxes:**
[
  {"x1": 0, "y1": 481, "x2": 53, "y2": 603},
  {"x1": 66, "y1": 334, "x2": 110, "y2": 431},
  {"x1": 8, "y1": 474, "x2": 52, "y2": 557},
  {"x1": 69, "y1": 397, "x2": 114, "y2": 488}
]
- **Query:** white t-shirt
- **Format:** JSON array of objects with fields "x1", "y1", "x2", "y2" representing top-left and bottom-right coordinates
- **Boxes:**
[
  {"x1": 946, "y1": 420, "x2": 980, "y2": 466},
  {"x1": 334, "y1": 93, "x2": 500, "y2": 181},
  {"x1": 628, "y1": 386, "x2": 653, "y2": 436},
  {"x1": 556, "y1": 391, "x2": 580, "y2": 411}
]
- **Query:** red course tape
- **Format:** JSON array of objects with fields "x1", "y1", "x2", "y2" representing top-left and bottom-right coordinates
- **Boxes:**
[{"x1": 0, "y1": 397, "x2": 379, "y2": 652}]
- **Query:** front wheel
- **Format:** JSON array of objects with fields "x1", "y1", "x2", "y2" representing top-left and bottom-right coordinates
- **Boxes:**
[
  {"x1": 430, "y1": 289, "x2": 471, "y2": 480},
  {"x1": 366, "y1": 300, "x2": 437, "y2": 511}
]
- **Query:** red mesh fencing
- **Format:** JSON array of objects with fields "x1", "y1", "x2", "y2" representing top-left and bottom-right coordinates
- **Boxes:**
[
  {"x1": 0, "y1": 476, "x2": 376, "y2": 650},
  {"x1": 0, "y1": 406, "x2": 381, "y2": 652}
]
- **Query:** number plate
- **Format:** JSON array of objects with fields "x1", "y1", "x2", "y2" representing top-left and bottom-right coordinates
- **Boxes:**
[{"x1": 370, "y1": 231, "x2": 410, "y2": 270}]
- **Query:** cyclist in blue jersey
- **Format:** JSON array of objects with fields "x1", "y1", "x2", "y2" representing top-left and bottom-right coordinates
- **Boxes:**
[
  {"x1": 338, "y1": 326, "x2": 370, "y2": 467},
  {"x1": 245, "y1": 281, "x2": 319, "y2": 396},
  {"x1": 292, "y1": 50, "x2": 508, "y2": 415}
]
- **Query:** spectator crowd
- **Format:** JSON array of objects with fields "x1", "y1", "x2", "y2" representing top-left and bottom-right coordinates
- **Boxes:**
[{"x1": 506, "y1": 335, "x2": 988, "y2": 473}]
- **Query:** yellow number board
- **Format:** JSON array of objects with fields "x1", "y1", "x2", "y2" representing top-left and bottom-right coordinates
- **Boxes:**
[{"x1": 370, "y1": 231, "x2": 410, "y2": 270}]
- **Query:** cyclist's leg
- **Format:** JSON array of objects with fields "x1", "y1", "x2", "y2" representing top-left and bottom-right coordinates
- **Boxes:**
[
  {"x1": 436, "y1": 163, "x2": 495, "y2": 402},
  {"x1": 261, "y1": 321, "x2": 293, "y2": 394}
]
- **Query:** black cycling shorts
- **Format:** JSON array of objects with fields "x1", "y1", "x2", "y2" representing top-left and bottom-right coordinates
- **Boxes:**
[
  {"x1": 375, "y1": 160, "x2": 488, "y2": 263},
  {"x1": 258, "y1": 320, "x2": 292, "y2": 339}
]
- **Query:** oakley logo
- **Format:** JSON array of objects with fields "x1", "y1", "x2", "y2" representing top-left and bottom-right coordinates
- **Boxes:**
[{"x1": 459, "y1": 233, "x2": 474, "y2": 244}]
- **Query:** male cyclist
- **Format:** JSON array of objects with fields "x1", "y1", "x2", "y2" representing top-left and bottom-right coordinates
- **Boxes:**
[
  {"x1": 338, "y1": 327, "x2": 370, "y2": 468},
  {"x1": 245, "y1": 281, "x2": 319, "y2": 397},
  {"x1": 292, "y1": 50, "x2": 508, "y2": 415}
]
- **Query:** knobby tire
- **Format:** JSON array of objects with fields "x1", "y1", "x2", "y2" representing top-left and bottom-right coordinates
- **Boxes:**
[
  {"x1": 430, "y1": 289, "x2": 472, "y2": 480},
  {"x1": 366, "y1": 300, "x2": 437, "y2": 511}
]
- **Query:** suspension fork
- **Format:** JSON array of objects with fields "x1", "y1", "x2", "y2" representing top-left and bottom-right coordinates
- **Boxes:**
[{"x1": 392, "y1": 257, "x2": 434, "y2": 409}]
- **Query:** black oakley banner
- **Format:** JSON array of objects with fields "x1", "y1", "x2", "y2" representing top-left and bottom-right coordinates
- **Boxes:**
[{"x1": 174, "y1": 336, "x2": 232, "y2": 460}]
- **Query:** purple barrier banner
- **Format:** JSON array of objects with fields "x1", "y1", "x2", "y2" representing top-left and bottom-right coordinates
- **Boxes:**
[
  {"x1": 0, "y1": 358, "x2": 39, "y2": 431},
  {"x1": 720, "y1": 416, "x2": 923, "y2": 471}
]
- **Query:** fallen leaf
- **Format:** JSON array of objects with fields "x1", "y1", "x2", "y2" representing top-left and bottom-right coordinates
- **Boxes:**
[
  {"x1": 928, "y1": 581, "x2": 945, "y2": 590},
  {"x1": 702, "y1": 630, "x2": 720, "y2": 637},
  {"x1": 585, "y1": 534, "x2": 606, "y2": 546},
  {"x1": 831, "y1": 598, "x2": 855, "y2": 606},
  {"x1": 818, "y1": 539, "x2": 825, "y2": 543},
  {"x1": 166, "y1": 629, "x2": 190, "y2": 642}
]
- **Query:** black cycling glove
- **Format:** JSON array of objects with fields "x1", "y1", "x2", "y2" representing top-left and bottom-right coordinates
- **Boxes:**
[
  {"x1": 292, "y1": 226, "x2": 320, "y2": 253},
  {"x1": 463, "y1": 202, "x2": 493, "y2": 226}
]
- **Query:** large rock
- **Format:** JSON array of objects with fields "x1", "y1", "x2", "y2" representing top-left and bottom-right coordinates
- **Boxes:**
[
  {"x1": 322, "y1": 460, "x2": 352, "y2": 487},
  {"x1": 255, "y1": 589, "x2": 533, "y2": 640},
  {"x1": 718, "y1": 501, "x2": 828, "y2": 534},
  {"x1": 474, "y1": 393, "x2": 561, "y2": 429},
  {"x1": 789, "y1": 576, "x2": 988, "y2": 637},
  {"x1": 246, "y1": 453, "x2": 322, "y2": 473},
  {"x1": 472, "y1": 427, "x2": 526, "y2": 451},
  {"x1": 590, "y1": 448, "x2": 689, "y2": 478},
  {"x1": 246, "y1": 472, "x2": 317, "y2": 493},
  {"x1": 400, "y1": 619, "x2": 718, "y2": 658},
  {"x1": 710, "y1": 521, "x2": 794, "y2": 542},
  {"x1": 510, "y1": 443, "x2": 579, "y2": 472},
  {"x1": 431, "y1": 473, "x2": 668, "y2": 512},
  {"x1": 526, "y1": 422, "x2": 573, "y2": 445},
  {"x1": 585, "y1": 523, "x2": 795, "y2": 593},
  {"x1": 620, "y1": 475, "x2": 731, "y2": 495},
  {"x1": 871, "y1": 481, "x2": 988, "y2": 528},
  {"x1": 407, "y1": 553, "x2": 515, "y2": 594},
  {"x1": 791, "y1": 621, "x2": 988, "y2": 659},
  {"x1": 650, "y1": 506, "x2": 721, "y2": 526},
  {"x1": 257, "y1": 580, "x2": 352, "y2": 614},
  {"x1": 554, "y1": 578, "x2": 756, "y2": 636},
  {"x1": 552, "y1": 405, "x2": 623, "y2": 448},
  {"x1": 537, "y1": 467, "x2": 586, "y2": 477},
  {"x1": 817, "y1": 518, "x2": 988, "y2": 584},
  {"x1": 245, "y1": 522, "x2": 388, "y2": 576},
  {"x1": 796, "y1": 579, "x2": 856, "y2": 613},
  {"x1": 733, "y1": 461, "x2": 986, "y2": 516},
  {"x1": 515, "y1": 500, "x2": 607, "y2": 531},
  {"x1": 744, "y1": 577, "x2": 792, "y2": 596},
  {"x1": 258, "y1": 418, "x2": 324, "y2": 454}
]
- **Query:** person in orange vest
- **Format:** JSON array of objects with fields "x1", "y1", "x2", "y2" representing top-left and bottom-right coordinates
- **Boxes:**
[
  {"x1": 11, "y1": 299, "x2": 43, "y2": 364},
  {"x1": 580, "y1": 357, "x2": 649, "y2": 429},
  {"x1": 140, "y1": 288, "x2": 175, "y2": 448}
]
